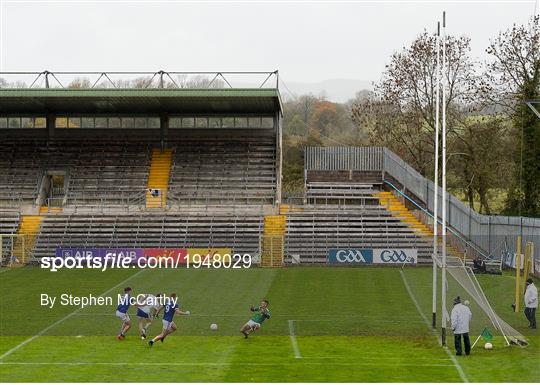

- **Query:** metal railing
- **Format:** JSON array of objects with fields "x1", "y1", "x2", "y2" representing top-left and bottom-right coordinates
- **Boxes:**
[
  {"x1": 65, "y1": 190, "x2": 147, "y2": 212},
  {"x1": 167, "y1": 190, "x2": 274, "y2": 207},
  {"x1": 0, "y1": 196, "x2": 23, "y2": 208},
  {"x1": 0, "y1": 70, "x2": 279, "y2": 90},
  {"x1": 382, "y1": 148, "x2": 540, "y2": 260},
  {"x1": 304, "y1": 146, "x2": 540, "y2": 260},
  {"x1": 305, "y1": 146, "x2": 384, "y2": 171},
  {"x1": 44, "y1": 197, "x2": 65, "y2": 208}
]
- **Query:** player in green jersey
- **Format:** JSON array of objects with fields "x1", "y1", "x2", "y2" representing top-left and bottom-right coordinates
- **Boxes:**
[{"x1": 240, "y1": 299, "x2": 271, "y2": 339}]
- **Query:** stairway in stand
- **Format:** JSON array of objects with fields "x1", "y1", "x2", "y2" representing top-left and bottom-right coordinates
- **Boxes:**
[
  {"x1": 260, "y1": 215, "x2": 286, "y2": 267},
  {"x1": 12, "y1": 216, "x2": 43, "y2": 265},
  {"x1": 146, "y1": 149, "x2": 172, "y2": 209},
  {"x1": 279, "y1": 204, "x2": 304, "y2": 215},
  {"x1": 374, "y1": 191, "x2": 465, "y2": 260},
  {"x1": 39, "y1": 206, "x2": 62, "y2": 214}
]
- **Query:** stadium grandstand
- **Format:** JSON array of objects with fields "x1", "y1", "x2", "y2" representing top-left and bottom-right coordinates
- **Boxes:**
[{"x1": 0, "y1": 71, "x2": 539, "y2": 269}]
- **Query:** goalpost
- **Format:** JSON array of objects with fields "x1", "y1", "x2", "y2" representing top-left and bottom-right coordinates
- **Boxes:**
[
  {"x1": 434, "y1": 253, "x2": 528, "y2": 347},
  {"x1": 431, "y1": 10, "x2": 529, "y2": 347},
  {"x1": 0, "y1": 234, "x2": 28, "y2": 267}
]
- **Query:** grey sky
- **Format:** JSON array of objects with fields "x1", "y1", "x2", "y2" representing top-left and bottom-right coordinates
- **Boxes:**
[{"x1": 0, "y1": 1, "x2": 537, "y2": 87}]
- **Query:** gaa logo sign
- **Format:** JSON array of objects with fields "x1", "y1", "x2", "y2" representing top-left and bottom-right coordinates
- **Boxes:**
[
  {"x1": 373, "y1": 249, "x2": 417, "y2": 264},
  {"x1": 327, "y1": 249, "x2": 373, "y2": 264},
  {"x1": 380, "y1": 249, "x2": 409, "y2": 262}
]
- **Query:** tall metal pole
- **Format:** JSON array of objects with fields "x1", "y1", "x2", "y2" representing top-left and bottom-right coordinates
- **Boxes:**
[
  {"x1": 440, "y1": 11, "x2": 448, "y2": 346},
  {"x1": 432, "y1": 21, "x2": 441, "y2": 330}
]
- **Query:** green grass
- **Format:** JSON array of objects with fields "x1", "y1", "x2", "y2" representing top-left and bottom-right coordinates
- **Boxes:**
[{"x1": 0, "y1": 267, "x2": 538, "y2": 382}]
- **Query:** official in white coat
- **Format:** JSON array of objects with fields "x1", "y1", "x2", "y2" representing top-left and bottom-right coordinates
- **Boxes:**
[
  {"x1": 451, "y1": 296, "x2": 472, "y2": 356},
  {"x1": 524, "y1": 278, "x2": 538, "y2": 329}
]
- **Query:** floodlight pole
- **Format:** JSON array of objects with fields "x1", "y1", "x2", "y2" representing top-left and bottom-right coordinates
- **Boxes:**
[
  {"x1": 440, "y1": 11, "x2": 448, "y2": 346},
  {"x1": 432, "y1": 21, "x2": 441, "y2": 330}
]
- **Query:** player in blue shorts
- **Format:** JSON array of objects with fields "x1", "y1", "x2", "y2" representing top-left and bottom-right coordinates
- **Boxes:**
[
  {"x1": 148, "y1": 293, "x2": 190, "y2": 347},
  {"x1": 137, "y1": 293, "x2": 163, "y2": 340},
  {"x1": 115, "y1": 287, "x2": 133, "y2": 340}
]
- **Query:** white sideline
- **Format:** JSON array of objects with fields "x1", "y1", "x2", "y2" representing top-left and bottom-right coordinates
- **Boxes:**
[
  {"x1": 399, "y1": 270, "x2": 468, "y2": 383},
  {"x1": 288, "y1": 320, "x2": 302, "y2": 359},
  {"x1": 0, "y1": 361, "x2": 456, "y2": 367},
  {"x1": 0, "y1": 269, "x2": 146, "y2": 360},
  {"x1": 69, "y1": 313, "x2": 425, "y2": 323}
]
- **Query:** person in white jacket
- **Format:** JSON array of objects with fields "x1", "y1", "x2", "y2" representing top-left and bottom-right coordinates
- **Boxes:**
[
  {"x1": 451, "y1": 296, "x2": 472, "y2": 356},
  {"x1": 524, "y1": 278, "x2": 538, "y2": 329}
]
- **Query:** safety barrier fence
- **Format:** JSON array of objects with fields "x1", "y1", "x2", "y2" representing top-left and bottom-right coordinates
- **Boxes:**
[{"x1": 305, "y1": 147, "x2": 540, "y2": 260}]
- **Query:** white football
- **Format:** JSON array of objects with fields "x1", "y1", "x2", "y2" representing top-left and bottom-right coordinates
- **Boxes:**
[
  {"x1": 484, "y1": 342, "x2": 493, "y2": 350},
  {"x1": 210, "y1": 323, "x2": 218, "y2": 331},
  {"x1": 464, "y1": 300, "x2": 470, "y2": 306}
]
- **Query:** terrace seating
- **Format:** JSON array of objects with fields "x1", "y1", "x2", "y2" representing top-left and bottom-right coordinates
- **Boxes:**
[
  {"x1": 0, "y1": 142, "x2": 52, "y2": 201},
  {"x1": 305, "y1": 182, "x2": 380, "y2": 204},
  {"x1": 168, "y1": 136, "x2": 276, "y2": 204},
  {"x1": 0, "y1": 211, "x2": 19, "y2": 234},
  {"x1": 284, "y1": 205, "x2": 432, "y2": 263},
  {"x1": 66, "y1": 142, "x2": 151, "y2": 205},
  {"x1": 33, "y1": 206, "x2": 265, "y2": 258},
  {"x1": 1, "y1": 136, "x2": 277, "y2": 207},
  {"x1": 0, "y1": 140, "x2": 152, "y2": 206}
]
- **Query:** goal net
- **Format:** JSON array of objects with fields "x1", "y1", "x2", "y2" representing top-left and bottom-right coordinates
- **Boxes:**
[
  {"x1": 437, "y1": 254, "x2": 528, "y2": 346},
  {"x1": 0, "y1": 234, "x2": 28, "y2": 267}
]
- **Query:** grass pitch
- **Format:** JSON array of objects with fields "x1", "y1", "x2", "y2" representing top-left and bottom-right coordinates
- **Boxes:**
[{"x1": 0, "y1": 266, "x2": 538, "y2": 382}]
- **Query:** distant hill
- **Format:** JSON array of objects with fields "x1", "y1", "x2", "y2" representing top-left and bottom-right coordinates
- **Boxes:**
[{"x1": 281, "y1": 79, "x2": 373, "y2": 103}]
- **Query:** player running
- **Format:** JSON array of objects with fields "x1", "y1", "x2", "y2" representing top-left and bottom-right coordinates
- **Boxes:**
[
  {"x1": 240, "y1": 299, "x2": 271, "y2": 339},
  {"x1": 137, "y1": 293, "x2": 163, "y2": 340},
  {"x1": 116, "y1": 287, "x2": 133, "y2": 340},
  {"x1": 148, "y1": 293, "x2": 190, "y2": 347}
]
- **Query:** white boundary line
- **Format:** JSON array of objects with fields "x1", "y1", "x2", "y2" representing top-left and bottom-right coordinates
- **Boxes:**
[
  {"x1": 288, "y1": 319, "x2": 302, "y2": 359},
  {"x1": 67, "y1": 313, "x2": 425, "y2": 323},
  {"x1": 0, "y1": 361, "x2": 456, "y2": 367},
  {"x1": 0, "y1": 269, "x2": 146, "y2": 360},
  {"x1": 399, "y1": 270, "x2": 468, "y2": 383}
]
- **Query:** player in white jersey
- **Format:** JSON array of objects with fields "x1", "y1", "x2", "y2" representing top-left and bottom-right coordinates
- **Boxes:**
[{"x1": 136, "y1": 293, "x2": 163, "y2": 339}]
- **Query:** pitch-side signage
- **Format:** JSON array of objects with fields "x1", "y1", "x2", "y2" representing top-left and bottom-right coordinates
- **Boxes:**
[
  {"x1": 327, "y1": 249, "x2": 417, "y2": 264},
  {"x1": 55, "y1": 247, "x2": 189, "y2": 264},
  {"x1": 327, "y1": 249, "x2": 373, "y2": 264},
  {"x1": 55, "y1": 248, "x2": 144, "y2": 262},
  {"x1": 373, "y1": 249, "x2": 417, "y2": 264},
  {"x1": 55, "y1": 247, "x2": 233, "y2": 265}
]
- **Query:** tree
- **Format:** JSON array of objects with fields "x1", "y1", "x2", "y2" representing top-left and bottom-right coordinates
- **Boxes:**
[
  {"x1": 449, "y1": 116, "x2": 512, "y2": 214},
  {"x1": 67, "y1": 78, "x2": 92, "y2": 88},
  {"x1": 282, "y1": 94, "x2": 319, "y2": 137},
  {"x1": 281, "y1": 95, "x2": 357, "y2": 194},
  {"x1": 310, "y1": 101, "x2": 339, "y2": 136},
  {"x1": 352, "y1": 31, "x2": 478, "y2": 175},
  {"x1": 482, "y1": 16, "x2": 540, "y2": 216}
]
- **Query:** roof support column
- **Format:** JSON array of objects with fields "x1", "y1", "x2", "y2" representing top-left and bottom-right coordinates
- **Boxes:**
[
  {"x1": 46, "y1": 113, "x2": 55, "y2": 138},
  {"x1": 160, "y1": 113, "x2": 169, "y2": 151},
  {"x1": 275, "y1": 110, "x2": 282, "y2": 206}
]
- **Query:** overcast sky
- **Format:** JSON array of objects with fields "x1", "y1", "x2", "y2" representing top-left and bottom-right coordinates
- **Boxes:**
[{"x1": 0, "y1": 0, "x2": 538, "y2": 87}]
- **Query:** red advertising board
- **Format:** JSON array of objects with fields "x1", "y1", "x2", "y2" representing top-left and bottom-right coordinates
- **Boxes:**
[{"x1": 143, "y1": 248, "x2": 188, "y2": 263}]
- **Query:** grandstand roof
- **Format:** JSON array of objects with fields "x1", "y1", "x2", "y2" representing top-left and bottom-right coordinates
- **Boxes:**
[{"x1": 0, "y1": 88, "x2": 282, "y2": 115}]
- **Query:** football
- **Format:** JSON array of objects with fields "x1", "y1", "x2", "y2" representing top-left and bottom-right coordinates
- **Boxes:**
[
  {"x1": 210, "y1": 323, "x2": 218, "y2": 331},
  {"x1": 484, "y1": 342, "x2": 493, "y2": 350}
]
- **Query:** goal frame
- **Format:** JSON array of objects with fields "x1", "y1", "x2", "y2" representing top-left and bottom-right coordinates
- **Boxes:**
[{"x1": 0, "y1": 234, "x2": 27, "y2": 267}]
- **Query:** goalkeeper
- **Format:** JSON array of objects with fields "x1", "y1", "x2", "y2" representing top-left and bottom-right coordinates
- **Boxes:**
[{"x1": 240, "y1": 300, "x2": 271, "y2": 339}]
